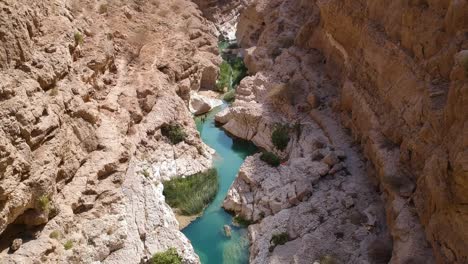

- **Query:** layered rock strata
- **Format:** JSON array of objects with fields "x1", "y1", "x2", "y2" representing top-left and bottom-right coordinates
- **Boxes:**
[
  {"x1": 0, "y1": 0, "x2": 221, "y2": 263},
  {"x1": 219, "y1": 0, "x2": 467, "y2": 263}
]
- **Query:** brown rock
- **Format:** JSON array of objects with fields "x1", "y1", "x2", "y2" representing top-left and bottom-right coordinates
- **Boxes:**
[{"x1": 10, "y1": 239, "x2": 22, "y2": 252}]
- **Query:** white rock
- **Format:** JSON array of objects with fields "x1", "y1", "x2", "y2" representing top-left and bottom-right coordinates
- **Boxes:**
[{"x1": 189, "y1": 92, "x2": 223, "y2": 115}]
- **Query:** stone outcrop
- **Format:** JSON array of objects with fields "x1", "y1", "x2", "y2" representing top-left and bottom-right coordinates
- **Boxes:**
[
  {"x1": 189, "y1": 91, "x2": 223, "y2": 115},
  {"x1": 218, "y1": 0, "x2": 467, "y2": 263},
  {"x1": 0, "y1": 0, "x2": 222, "y2": 262},
  {"x1": 193, "y1": 0, "x2": 251, "y2": 41}
]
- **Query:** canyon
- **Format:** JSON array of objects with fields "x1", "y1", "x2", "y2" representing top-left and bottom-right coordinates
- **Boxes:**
[{"x1": 0, "y1": 0, "x2": 467, "y2": 264}]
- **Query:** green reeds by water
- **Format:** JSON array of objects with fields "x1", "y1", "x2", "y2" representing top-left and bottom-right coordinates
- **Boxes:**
[
  {"x1": 163, "y1": 169, "x2": 219, "y2": 216},
  {"x1": 216, "y1": 40, "x2": 248, "y2": 94}
]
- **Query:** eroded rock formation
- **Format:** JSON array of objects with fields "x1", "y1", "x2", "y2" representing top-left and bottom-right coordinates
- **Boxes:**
[
  {"x1": 219, "y1": 0, "x2": 467, "y2": 263},
  {"x1": 0, "y1": 0, "x2": 221, "y2": 262}
]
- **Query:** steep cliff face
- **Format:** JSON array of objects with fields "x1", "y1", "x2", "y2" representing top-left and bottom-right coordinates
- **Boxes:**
[
  {"x1": 308, "y1": 1, "x2": 467, "y2": 263},
  {"x1": 225, "y1": 0, "x2": 467, "y2": 263},
  {"x1": 193, "y1": 0, "x2": 252, "y2": 40},
  {"x1": 0, "y1": 0, "x2": 220, "y2": 262}
]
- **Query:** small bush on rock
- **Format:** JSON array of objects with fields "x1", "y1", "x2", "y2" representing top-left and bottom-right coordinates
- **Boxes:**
[
  {"x1": 161, "y1": 123, "x2": 186, "y2": 145},
  {"x1": 233, "y1": 215, "x2": 253, "y2": 226},
  {"x1": 151, "y1": 248, "x2": 182, "y2": 264},
  {"x1": 38, "y1": 195, "x2": 50, "y2": 212},
  {"x1": 64, "y1": 240, "x2": 73, "y2": 250},
  {"x1": 98, "y1": 4, "x2": 108, "y2": 14},
  {"x1": 74, "y1": 32, "x2": 83, "y2": 45},
  {"x1": 271, "y1": 124, "x2": 290, "y2": 151},
  {"x1": 260, "y1": 152, "x2": 281, "y2": 167},
  {"x1": 319, "y1": 254, "x2": 338, "y2": 264},
  {"x1": 49, "y1": 230, "x2": 61, "y2": 239},
  {"x1": 269, "y1": 232, "x2": 290, "y2": 252},
  {"x1": 223, "y1": 89, "x2": 236, "y2": 102}
]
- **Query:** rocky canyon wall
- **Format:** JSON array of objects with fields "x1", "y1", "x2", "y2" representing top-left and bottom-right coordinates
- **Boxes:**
[
  {"x1": 0, "y1": 0, "x2": 221, "y2": 263},
  {"x1": 229, "y1": 0, "x2": 467, "y2": 263}
]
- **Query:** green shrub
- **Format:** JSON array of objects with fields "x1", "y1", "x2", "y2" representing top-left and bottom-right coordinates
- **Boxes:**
[
  {"x1": 74, "y1": 32, "x2": 84, "y2": 45},
  {"x1": 216, "y1": 57, "x2": 248, "y2": 92},
  {"x1": 49, "y1": 230, "x2": 60, "y2": 239},
  {"x1": 38, "y1": 195, "x2": 50, "y2": 212},
  {"x1": 151, "y1": 248, "x2": 182, "y2": 264},
  {"x1": 98, "y1": 3, "x2": 108, "y2": 14},
  {"x1": 229, "y1": 57, "x2": 248, "y2": 88},
  {"x1": 260, "y1": 152, "x2": 281, "y2": 167},
  {"x1": 319, "y1": 254, "x2": 338, "y2": 264},
  {"x1": 161, "y1": 123, "x2": 186, "y2": 145},
  {"x1": 223, "y1": 89, "x2": 236, "y2": 102},
  {"x1": 64, "y1": 240, "x2": 73, "y2": 250},
  {"x1": 269, "y1": 232, "x2": 290, "y2": 252},
  {"x1": 233, "y1": 215, "x2": 253, "y2": 226},
  {"x1": 216, "y1": 61, "x2": 232, "y2": 92},
  {"x1": 218, "y1": 40, "x2": 230, "y2": 52},
  {"x1": 271, "y1": 124, "x2": 290, "y2": 151},
  {"x1": 163, "y1": 169, "x2": 218, "y2": 215}
]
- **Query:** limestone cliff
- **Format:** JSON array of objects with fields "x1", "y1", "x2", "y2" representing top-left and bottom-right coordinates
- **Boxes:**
[
  {"x1": 0, "y1": 0, "x2": 221, "y2": 263},
  {"x1": 218, "y1": 0, "x2": 467, "y2": 263}
]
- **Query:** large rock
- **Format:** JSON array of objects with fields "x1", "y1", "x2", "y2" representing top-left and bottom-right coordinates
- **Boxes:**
[{"x1": 189, "y1": 92, "x2": 223, "y2": 115}]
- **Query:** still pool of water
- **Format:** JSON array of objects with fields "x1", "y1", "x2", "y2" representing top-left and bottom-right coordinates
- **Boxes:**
[{"x1": 182, "y1": 104, "x2": 257, "y2": 264}]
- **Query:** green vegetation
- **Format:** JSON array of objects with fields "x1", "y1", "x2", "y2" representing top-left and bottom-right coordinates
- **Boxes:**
[
  {"x1": 216, "y1": 61, "x2": 232, "y2": 92},
  {"x1": 229, "y1": 57, "x2": 248, "y2": 88},
  {"x1": 269, "y1": 232, "x2": 290, "y2": 252},
  {"x1": 50, "y1": 87, "x2": 59, "y2": 96},
  {"x1": 223, "y1": 89, "x2": 236, "y2": 102},
  {"x1": 49, "y1": 230, "x2": 60, "y2": 239},
  {"x1": 216, "y1": 42, "x2": 248, "y2": 92},
  {"x1": 74, "y1": 32, "x2": 84, "y2": 45},
  {"x1": 38, "y1": 195, "x2": 50, "y2": 212},
  {"x1": 161, "y1": 123, "x2": 187, "y2": 145},
  {"x1": 260, "y1": 152, "x2": 281, "y2": 167},
  {"x1": 271, "y1": 124, "x2": 290, "y2": 151},
  {"x1": 98, "y1": 3, "x2": 108, "y2": 14},
  {"x1": 218, "y1": 40, "x2": 230, "y2": 52},
  {"x1": 64, "y1": 240, "x2": 73, "y2": 250},
  {"x1": 319, "y1": 254, "x2": 338, "y2": 264},
  {"x1": 233, "y1": 215, "x2": 254, "y2": 227},
  {"x1": 151, "y1": 248, "x2": 182, "y2": 264},
  {"x1": 163, "y1": 169, "x2": 219, "y2": 215}
]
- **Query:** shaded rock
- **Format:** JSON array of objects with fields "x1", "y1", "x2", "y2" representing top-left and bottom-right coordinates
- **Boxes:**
[{"x1": 10, "y1": 239, "x2": 22, "y2": 252}]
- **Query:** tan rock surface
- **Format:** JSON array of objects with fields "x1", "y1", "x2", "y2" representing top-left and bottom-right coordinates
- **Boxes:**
[
  {"x1": 0, "y1": 0, "x2": 222, "y2": 263},
  {"x1": 218, "y1": 0, "x2": 467, "y2": 263}
]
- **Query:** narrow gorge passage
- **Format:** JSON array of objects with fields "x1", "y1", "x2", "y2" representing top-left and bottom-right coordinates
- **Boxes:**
[
  {"x1": 183, "y1": 104, "x2": 257, "y2": 264},
  {"x1": 0, "y1": 0, "x2": 466, "y2": 263}
]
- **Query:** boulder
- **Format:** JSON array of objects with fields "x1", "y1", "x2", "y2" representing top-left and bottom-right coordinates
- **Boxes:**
[
  {"x1": 189, "y1": 92, "x2": 223, "y2": 115},
  {"x1": 224, "y1": 225, "x2": 232, "y2": 238},
  {"x1": 10, "y1": 239, "x2": 22, "y2": 252}
]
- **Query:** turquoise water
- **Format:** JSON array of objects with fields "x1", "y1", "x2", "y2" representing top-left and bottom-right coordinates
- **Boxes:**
[{"x1": 183, "y1": 104, "x2": 257, "y2": 264}]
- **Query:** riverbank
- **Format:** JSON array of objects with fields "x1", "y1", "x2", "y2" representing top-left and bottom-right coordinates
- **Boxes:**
[{"x1": 182, "y1": 104, "x2": 257, "y2": 264}]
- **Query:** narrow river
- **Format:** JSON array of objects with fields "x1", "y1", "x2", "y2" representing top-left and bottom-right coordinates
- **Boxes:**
[{"x1": 183, "y1": 104, "x2": 257, "y2": 264}]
